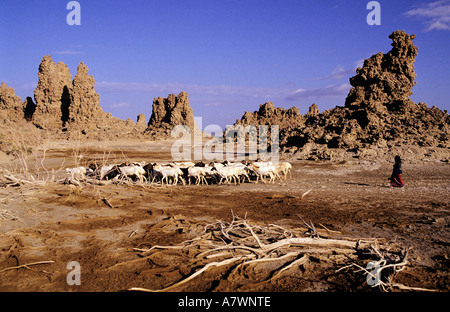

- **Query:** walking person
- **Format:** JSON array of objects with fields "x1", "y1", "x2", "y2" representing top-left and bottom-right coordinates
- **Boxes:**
[{"x1": 390, "y1": 155, "x2": 405, "y2": 187}]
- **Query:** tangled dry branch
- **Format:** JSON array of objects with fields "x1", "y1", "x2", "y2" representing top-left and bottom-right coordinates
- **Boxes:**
[
  {"x1": 0, "y1": 260, "x2": 54, "y2": 274},
  {"x1": 336, "y1": 243, "x2": 437, "y2": 292},
  {"x1": 128, "y1": 212, "x2": 419, "y2": 292}
]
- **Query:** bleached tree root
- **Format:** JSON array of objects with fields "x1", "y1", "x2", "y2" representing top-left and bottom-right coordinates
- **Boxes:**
[
  {"x1": 0, "y1": 260, "x2": 54, "y2": 274},
  {"x1": 128, "y1": 212, "x2": 408, "y2": 292}
]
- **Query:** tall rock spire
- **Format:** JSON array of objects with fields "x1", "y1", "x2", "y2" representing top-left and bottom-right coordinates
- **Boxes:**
[
  {"x1": 33, "y1": 55, "x2": 73, "y2": 129},
  {"x1": 345, "y1": 30, "x2": 418, "y2": 112},
  {"x1": 68, "y1": 61, "x2": 105, "y2": 127},
  {"x1": 146, "y1": 91, "x2": 198, "y2": 137}
]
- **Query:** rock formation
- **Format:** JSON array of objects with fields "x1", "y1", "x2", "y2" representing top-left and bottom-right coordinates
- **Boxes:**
[
  {"x1": 234, "y1": 101, "x2": 304, "y2": 131},
  {"x1": 345, "y1": 30, "x2": 418, "y2": 113},
  {"x1": 278, "y1": 30, "x2": 449, "y2": 161},
  {"x1": 0, "y1": 30, "x2": 448, "y2": 162},
  {"x1": 305, "y1": 103, "x2": 319, "y2": 119},
  {"x1": 33, "y1": 55, "x2": 73, "y2": 129},
  {"x1": 0, "y1": 83, "x2": 27, "y2": 123},
  {"x1": 232, "y1": 30, "x2": 449, "y2": 162},
  {"x1": 135, "y1": 113, "x2": 147, "y2": 131},
  {"x1": 0, "y1": 56, "x2": 200, "y2": 141},
  {"x1": 68, "y1": 62, "x2": 105, "y2": 127},
  {"x1": 26, "y1": 55, "x2": 132, "y2": 138},
  {"x1": 146, "y1": 91, "x2": 198, "y2": 137}
]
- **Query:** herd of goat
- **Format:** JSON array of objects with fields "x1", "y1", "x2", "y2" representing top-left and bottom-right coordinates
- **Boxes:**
[{"x1": 65, "y1": 160, "x2": 292, "y2": 185}]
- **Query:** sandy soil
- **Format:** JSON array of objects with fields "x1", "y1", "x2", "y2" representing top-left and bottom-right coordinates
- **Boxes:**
[{"x1": 0, "y1": 140, "x2": 449, "y2": 292}]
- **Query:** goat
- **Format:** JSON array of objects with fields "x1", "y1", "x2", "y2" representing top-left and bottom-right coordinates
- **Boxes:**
[
  {"x1": 194, "y1": 161, "x2": 206, "y2": 167},
  {"x1": 88, "y1": 163, "x2": 99, "y2": 174},
  {"x1": 212, "y1": 166, "x2": 244, "y2": 185},
  {"x1": 66, "y1": 167, "x2": 87, "y2": 180},
  {"x1": 174, "y1": 162, "x2": 195, "y2": 169},
  {"x1": 249, "y1": 163, "x2": 279, "y2": 184},
  {"x1": 119, "y1": 165, "x2": 146, "y2": 182},
  {"x1": 99, "y1": 165, "x2": 118, "y2": 180},
  {"x1": 143, "y1": 163, "x2": 154, "y2": 179},
  {"x1": 209, "y1": 161, "x2": 225, "y2": 170},
  {"x1": 187, "y1": 166, "x2": 207, "y2": 185},
  {"x1": 226, "y1": 162, "x2": 251, "y2": 183},
  {"x1": 203, "y1": 165, "x2": 221, "y2": 184},
  {"x1": 153, "y1": 164, "x2": 184, "y2": 185},
  {"x1": 276, "y1": 162, "x2": 292, "y2": 180},
  {"x1": 143, "y1": 163, "x2": 166, "y2": 183},
  {"x1": 253, "y1": 161, "x2": 273, "y2": 167}
]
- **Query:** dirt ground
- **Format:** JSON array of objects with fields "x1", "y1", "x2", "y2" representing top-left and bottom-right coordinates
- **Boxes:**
[{"x1": 0, "y1": 139, "x2": 449, "y2": 292}]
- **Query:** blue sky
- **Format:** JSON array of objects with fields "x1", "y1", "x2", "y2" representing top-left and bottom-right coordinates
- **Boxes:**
[{"x1": 1, "y1": 0, "x2": 449, "y2": 128}]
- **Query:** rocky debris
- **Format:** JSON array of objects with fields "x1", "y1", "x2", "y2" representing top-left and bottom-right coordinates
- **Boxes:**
[
  {"x1": 146, "y1": 91, "x2": 198, "y2": 138},
  {"x1": 0, "y1": 83, "x2": 27, "y2": 123},
  {"x1": 33, "y1": 55, "x2": 73, "y2": 129},
  {"x1": 0, "y1": 83, "x2": 41, "y2": 160},
  {"x1": 279, "y1": 31, "x2": 449, "y2": 161},
  {"x1": 65, "y1": 61, "x2": 134, "y2": 139},
  {"x1": 229, "y1": 101, "x2": 304, "y2": 147},
  {"x1": 125, "y1": 118, "x2": 135, "y2": 127}
]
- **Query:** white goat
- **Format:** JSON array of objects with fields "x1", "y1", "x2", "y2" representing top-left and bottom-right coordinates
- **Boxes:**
[
  {"x1": 66, "y1": 167, "x2": 87, "y2": 180},
  {"x1": 213, "y1": 166, "x2": 243, "y2": 185},
  {"x1": 119, "y1": 165, "x2": 146, "y2": 182},
  {"x1": 249, "y1": 163, "x2": 279, "y2": 184},
  {"x1": 187, "y1": 166, "x2": 207, "y2": 185},
  {"x1": 276, "y1": 162, "x2": 292, "y2": 180},
  {"x1": 99, "y1": 165, "x2": 115, "y2": 180},
  {"x1": 175, "y1": 161, "x2": 196, "y2": 169},
  {"x1": 153, "y1": 164, "x2": 184, "y2": 185},
  {"x1": 209, "y1": 162, "x2": 225, "y2": 170}
]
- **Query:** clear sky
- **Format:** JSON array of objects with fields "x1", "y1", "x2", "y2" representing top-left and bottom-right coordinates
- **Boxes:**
[{"x1": 1, "y1": 0, "x2": 449, "y2": 128}]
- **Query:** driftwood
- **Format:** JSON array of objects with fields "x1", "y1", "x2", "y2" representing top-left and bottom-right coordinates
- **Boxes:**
[
  {"x1": 335, "y1": 243, "x2": 438, "y2": 292},
  {"x1": 301, "y1": 189, "x2": 312, "y2": 199},
  {"x1": 127, "y1": 211, "x2": 425, "y2": 292},
  {"x1": 2, "y1": 175, "x2": 36, "y2": 187},
  {"x1": 129, "y1": 212, "x2": 364, "y2": 292},
  {"x1": 0, "y1": 260, "x2": 54, "y2": 274},
  {"x1": 389, "y1": 283, "x2": 439, "y2": 292},
  {"x1": 101, "y1": 197, "x2": 115, "y2": 208}
]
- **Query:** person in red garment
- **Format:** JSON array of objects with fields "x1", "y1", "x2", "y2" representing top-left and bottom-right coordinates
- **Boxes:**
[{"x1": 390, "y1": 155, "x2": 405, "y2": 187}]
